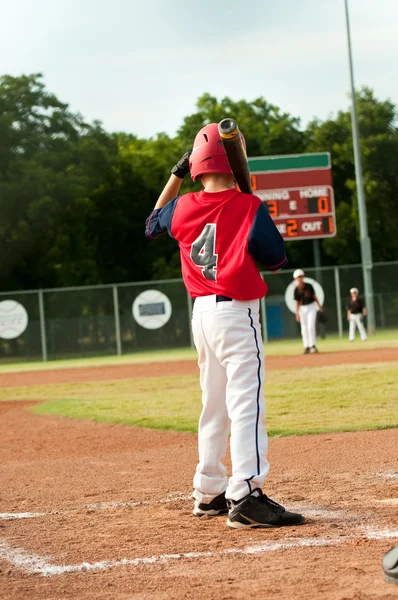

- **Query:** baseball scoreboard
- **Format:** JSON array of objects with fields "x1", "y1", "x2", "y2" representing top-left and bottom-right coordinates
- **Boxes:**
[{"x1": 247, "y1": 153, "x2": 336, "y2": 241}]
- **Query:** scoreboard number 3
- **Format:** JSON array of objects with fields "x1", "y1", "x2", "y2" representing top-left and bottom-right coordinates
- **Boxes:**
[{"x1": 266, "y1": 200, "x2": 278, "y2": 218}]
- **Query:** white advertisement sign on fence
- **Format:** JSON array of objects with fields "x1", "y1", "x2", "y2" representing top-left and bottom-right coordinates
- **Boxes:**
[{"x1": 0, "y1": 300, "x2": 29, "y2": 339}]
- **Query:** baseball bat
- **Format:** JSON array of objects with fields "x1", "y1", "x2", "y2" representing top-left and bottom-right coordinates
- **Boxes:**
[{"x1": 218, "y1": 118, "x2": 252, "y2": 194}]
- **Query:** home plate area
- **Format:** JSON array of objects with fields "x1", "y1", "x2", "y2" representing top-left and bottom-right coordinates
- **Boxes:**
[
  {"x1": 1, "y1": 489, "x2": 398, "y2": 600},
  {"x1": 0, "y1": 499, "x2": 398, "y2": 578},
  {"x1": 1, "y1": 410, "x2": 397, "y2": 599}
]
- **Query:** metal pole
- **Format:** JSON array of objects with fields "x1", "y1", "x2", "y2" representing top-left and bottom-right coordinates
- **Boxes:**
[
  {"x1": 378, "y1": 293, "x2": 385, "y2": 329},
  {"x1": 334, "y1": 267, "x2": 343, "y2": 338},
  {"x1": 112, "y1": 285, "x2": 122, "y2": 356},
  {"x1": 313, "y1": 239, "x2": 322, "y2": 284},
  {"x1": 38, "y1": 290, "x2": 48, "y2": 362},
  {"x1": 344, "y1": 0, "x2": 375, "y2": 333}
]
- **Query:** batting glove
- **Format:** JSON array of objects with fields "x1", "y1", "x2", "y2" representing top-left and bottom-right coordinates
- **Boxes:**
[{"x1": 171, "y1": 149, "x2": 192, "y2": 179}]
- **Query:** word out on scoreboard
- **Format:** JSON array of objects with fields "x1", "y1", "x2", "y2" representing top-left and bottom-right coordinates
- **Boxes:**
[{"x1": 248, "y1": 153, "x2": 336, "y2": 241}]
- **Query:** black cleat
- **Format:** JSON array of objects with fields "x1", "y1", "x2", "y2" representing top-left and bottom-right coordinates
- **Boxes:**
[
  {"x1": 227, "y1": 488, "x2": 305, "y2": 529},
  {"x1": 193, "y1": 492, "x2": 228, "y2": 517},
  {"x1": 309, "y1": 345, "x2": 319, "y2": 353},
  {"x1": 383, "y1": 546, "x2": 398, "y2": 585},
  {"x1": 304, "y1": 347, "x2": 310, "y2": 354}
]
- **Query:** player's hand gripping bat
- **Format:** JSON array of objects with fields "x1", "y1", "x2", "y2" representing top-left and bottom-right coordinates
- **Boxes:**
[{"x1": 218, "y1": 118, "x2": 252, "y2": 194}]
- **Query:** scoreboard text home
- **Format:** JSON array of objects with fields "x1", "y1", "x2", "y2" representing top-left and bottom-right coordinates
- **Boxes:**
[{"x1": 248, "y1": 153, "x2": 336, "y2": 241}]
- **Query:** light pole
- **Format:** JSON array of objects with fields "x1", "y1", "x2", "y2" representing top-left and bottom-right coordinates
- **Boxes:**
[{"x1": 344, "y1": 0, "x2": 375, "y2": 333}]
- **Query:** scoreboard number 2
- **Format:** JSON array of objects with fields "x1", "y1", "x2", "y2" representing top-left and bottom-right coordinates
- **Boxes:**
[{"x1": 287, "y1": 219, "x2": 298, "y2": 237}]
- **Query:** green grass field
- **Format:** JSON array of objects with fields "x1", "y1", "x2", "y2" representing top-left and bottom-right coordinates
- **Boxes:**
[{"x1": 2, "y1": 356, "x2": 397, "y2": 437}]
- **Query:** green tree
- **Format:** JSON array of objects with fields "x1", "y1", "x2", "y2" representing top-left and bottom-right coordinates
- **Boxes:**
[
  {"x1": 0, "y1": 74, "x2": 100, "y2": 289},
  {"x1": 305, "y1": 87, "x2": 398, "y2": 265},
  {"x1": 1, "y1": 76, "x2": 397, "y2": 290}
]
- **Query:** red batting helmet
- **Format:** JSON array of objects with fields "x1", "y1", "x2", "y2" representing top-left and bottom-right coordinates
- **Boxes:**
[{"x1": 189, "y1": 122, "x2": 246, "y2": 181}]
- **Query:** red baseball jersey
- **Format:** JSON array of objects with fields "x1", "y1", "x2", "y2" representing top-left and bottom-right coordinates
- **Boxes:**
[{"x1": 146, "y1": 189, "x2": 287, "y2": 300}]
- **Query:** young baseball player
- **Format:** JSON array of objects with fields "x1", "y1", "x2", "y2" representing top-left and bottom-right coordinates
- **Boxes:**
[
  {"x1": 293, "y1": 269, "x2": 324, "y2": 354},
  {"x1": 346, "y1": 288, "x2": 367, "y2": 341},
  {"x1": 145, "y1": 123, "x2": 305, "y2": 529}
]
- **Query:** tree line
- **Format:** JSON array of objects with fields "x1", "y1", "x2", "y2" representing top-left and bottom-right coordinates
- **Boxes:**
[{"x1": 1, "y1": 73, "x2": 397, "y2": 292}]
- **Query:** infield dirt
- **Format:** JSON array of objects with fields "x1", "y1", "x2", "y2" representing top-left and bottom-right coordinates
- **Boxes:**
[
  {"x1": 0, "y1": 346, "x2": 397, "y2": 387},
  {"x1": 1, "y1": 350, "x2": 397, "y2": 599}
]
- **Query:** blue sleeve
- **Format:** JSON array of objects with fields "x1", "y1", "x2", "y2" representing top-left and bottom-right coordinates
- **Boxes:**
[
  {"x1": 145, "y1": 197, "x2": 179, "y2": 239},
  {"x1": 248, "y1": 202, "x2": 288, "y2": 271}
]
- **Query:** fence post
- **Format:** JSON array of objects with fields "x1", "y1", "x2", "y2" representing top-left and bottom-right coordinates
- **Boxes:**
[
  {"x1": 377, "y1": 294, "x2": 385, "y2": 329},
  {"x1": 113, "y1": 285, "x2": 122, "y2": 356},
  {"x1": 313, "y1": 239, "x2": 322, "y2": 285},
  {"x1": 334, "y1": 267, "x2": 343, "y2": 338},
  {"x1": 38, "y1": 290, "x2": 48, "y2": 361},
  {"x1": 186, "y1": 291, "x2": 194, "y2": 349},
  {"x1": 260, "y1": 296, "x2": 268, "y2": 344}
]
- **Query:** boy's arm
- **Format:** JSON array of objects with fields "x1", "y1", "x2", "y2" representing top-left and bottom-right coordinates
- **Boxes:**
[
  {"x1": 313, "y1": 294, "x2": 323, "y2": 310},
  {"x1": 145, "y1": 150, "x2": 191, "y2": 239},
  {"x1": 295, "y1": 300, "x2": 300, "y2": 322},
  {"x1": 154, "y1": 174, "x2": 184, "y2": 210},
  {"x1": 154, "y1": 150, "x2": 191, "y2": 209}
]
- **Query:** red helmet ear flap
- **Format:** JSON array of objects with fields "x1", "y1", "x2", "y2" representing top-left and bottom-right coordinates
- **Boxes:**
[{"x1": 189, "y1": 123, "x2": 246, "y2": 181}]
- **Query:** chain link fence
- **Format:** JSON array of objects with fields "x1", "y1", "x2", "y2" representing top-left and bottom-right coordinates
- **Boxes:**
[{"x1": 0, "y1": 261, "x2": 397, "y2": 363}]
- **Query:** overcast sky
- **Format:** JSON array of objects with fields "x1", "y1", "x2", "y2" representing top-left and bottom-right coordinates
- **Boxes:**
[{"x1": 1, "y1": 0, "x2": 397, "y2": 138}]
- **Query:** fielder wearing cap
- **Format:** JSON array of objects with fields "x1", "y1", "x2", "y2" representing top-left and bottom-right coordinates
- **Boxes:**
[
  {"x1": 293, "y1": 269, "x2": 324, "y2": 354},
  {"x1": 293, "y1": 269, "x2": 305, "y2": 279},
  {"x1": 346, "y1": 288, "x2": 367, "y2": 342}
]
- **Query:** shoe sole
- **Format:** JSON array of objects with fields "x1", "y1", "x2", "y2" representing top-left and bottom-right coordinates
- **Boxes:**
[
  {"x1": 226, "y1": 517, "x2": 306, "y2": 529},
  {"x1": 193, "y1": 509, "x2": 228, "y2": 518}
]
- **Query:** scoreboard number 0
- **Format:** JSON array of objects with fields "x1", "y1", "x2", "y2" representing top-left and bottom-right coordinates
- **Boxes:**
[
  {"x1": 318, "y1": 196, "x2": 329, "y2": 213},
  {"x1": 308, "y1": 196, "x2": 329, "y2": 213}
]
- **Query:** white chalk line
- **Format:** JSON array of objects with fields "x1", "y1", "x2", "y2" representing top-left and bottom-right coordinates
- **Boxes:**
[
  {"x1": 0, "y1": 492, "x2": 191, "y2": 520},
  {"x1": 375, "y1": 471, "x2": 398, "y2": 480},
  {"x1": 0, "y1": 493, "x2": 361, "y2": 522},
  {"x1": 373, "y1": 498, "x2": 398, "y2": 506},
  {"x1": 1, "y1": 528, "x2": 398, "y2": 577},
  {"x1": 0, "y1": 512, "x2": 44, "y2": 520}
]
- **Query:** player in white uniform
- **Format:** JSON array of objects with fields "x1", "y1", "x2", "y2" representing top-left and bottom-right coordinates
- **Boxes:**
[
  {"x1": 293, "y1": 269, "x2": 324, "y2": 354},
  {"x1": 346, "y1": 288, "x2": 367, "y2": 341}
]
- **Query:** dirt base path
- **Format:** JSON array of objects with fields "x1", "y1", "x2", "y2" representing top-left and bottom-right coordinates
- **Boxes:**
[
  {"x1": 1, "y1": 400, "x2": 398, "y2": 600},
  {"x1": 1, "y1": 347, "x2": 397, "y2": 388}
]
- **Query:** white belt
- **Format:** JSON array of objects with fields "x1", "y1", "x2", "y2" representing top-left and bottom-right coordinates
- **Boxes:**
[{"x1": 193, "y1": 295, "x2": 260, "y2": 312}]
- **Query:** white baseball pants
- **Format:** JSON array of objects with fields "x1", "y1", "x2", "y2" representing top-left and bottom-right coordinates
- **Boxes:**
[
  {"x1": 349, "y1": 313, "x2": 367, "y2": 341},
  {"x1": 299, "y1": 302, "x2": 318, "y2": 348},
  {"x1": 191, "y1": 295, "x2": 269, "y2": 503}
]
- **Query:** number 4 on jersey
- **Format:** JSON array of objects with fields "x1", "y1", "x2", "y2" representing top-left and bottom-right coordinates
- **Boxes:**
[{"x1": 191, "y1": 223, "x2": 218, "y2": 281}]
